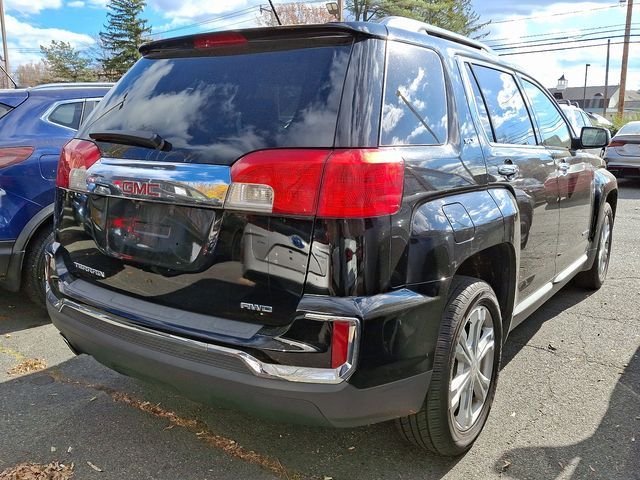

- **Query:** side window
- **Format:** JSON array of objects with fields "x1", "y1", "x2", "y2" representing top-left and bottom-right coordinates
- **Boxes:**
[
  {"x1": 470, "y1": 64, "x2": 537, "y2": 146},
  {"x1": 48, "y1": 102, "x2": 84, "y2": 130},
  {"x1": 522, "y1": 80, "x2": 572, "y2": 148},
  {"x1": 465, "y1": 63, "x2": 494, "y2": 141},
  {"x1": 81, "y1": 100, "x2": 100, "y2": 125},
  {"x1": 381, "y1": 42, "x2": 448, "y2": 146}
]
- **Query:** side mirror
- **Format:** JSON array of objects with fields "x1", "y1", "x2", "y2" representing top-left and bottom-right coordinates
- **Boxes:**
[{"x1": 577, "y1": 126, "x2": 611, "y2": 149}]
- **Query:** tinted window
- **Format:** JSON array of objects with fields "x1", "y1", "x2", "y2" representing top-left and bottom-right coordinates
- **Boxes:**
[
  {"x1": 81, "y1": 100, "x2": 100, "y2": 125},
  {"x1": 465, "y1": 63, "x2": 493, "y2": 141},
  {"x1": 560, "y1": 105, "x2": 585, "y2": 135},
  {"x1": 0, "y1": 103, "x2": 13, "y2": 120},
  {"x1": 83, "y1": 40, "x2": 352, "y2": 165},
  {"x1": 49, "y1": 101, "x2": 83, "y2": 130},
  {"x1": 471, "y1": 65, "x2": 536, "y2": 146},
  {"x1": 381, "y1": 42, "x2": 447, "y2": 146},
  {"x1": 522, "y1": 80, "x2": 571, "y2": 148}
]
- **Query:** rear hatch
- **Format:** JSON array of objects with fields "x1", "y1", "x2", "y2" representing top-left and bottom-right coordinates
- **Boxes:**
[{"x1": 54, "y1": 28, "x2": 355, "y2": 332}]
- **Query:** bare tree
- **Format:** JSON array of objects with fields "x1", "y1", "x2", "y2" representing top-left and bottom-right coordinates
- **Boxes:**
[
  {"x1": 258, "y1": 3, "x2": 335, "y2": 26},
  {"x1": 15, "y1": 61, "x2": 49, "y2": 87}
]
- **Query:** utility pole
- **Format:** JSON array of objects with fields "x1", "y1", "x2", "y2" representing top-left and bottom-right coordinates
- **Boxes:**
[
  {"x1": 603, "y1": 39, "x2": 611, "y2": 117},
  {"x1": 583, "y1": 63, "x2": 591, "y2": 109},
  {"x1": 618, "y1": 0, "x2": 633, "y2": 116},
  {"x1": 338, "y1": 0, "x2": 344, "y2": 21},
  {"x1": 0, "y1": 0, "x2": 9, "y2": 89}
]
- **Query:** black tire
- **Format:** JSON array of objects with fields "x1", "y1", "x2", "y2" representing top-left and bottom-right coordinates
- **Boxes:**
[
  {"x1": 21, "y1": 228, "x2": 54, "y2": 308},
  {"x1": 396, "y1": 276, "x2": 502, "y2": 456},
  {"x1": 574, "y1": 202, "x2": 613, "y2": 290}
]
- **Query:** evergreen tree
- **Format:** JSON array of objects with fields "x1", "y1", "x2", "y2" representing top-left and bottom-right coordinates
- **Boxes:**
[
  {"x1": 348, "y1": 0, "x2": 489, "y2": 38},
  {"x1": 39, "y1": 41, "x2": 95, "y2": 83},
  {"x1": 99, "y1": 0, "x2": 150, "y2": 80}
]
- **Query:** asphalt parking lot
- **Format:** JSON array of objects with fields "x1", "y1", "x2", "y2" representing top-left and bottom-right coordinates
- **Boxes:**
[{"x1": 1, "y1": 181, "x2": 639, "y2": 480}]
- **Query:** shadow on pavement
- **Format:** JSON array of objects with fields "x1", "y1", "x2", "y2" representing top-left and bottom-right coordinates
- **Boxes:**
[
  {"x1": 0, "y1": 291, "x2": 50, "y2": 335},
  {"x1": 493, "y1": 346, "x2": 640, "y2": 480},
  {"x1": 502, "y1": 284, "x2": 597, "y2": 368}
]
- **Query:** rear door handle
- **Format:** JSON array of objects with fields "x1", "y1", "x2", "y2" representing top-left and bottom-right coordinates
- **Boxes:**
[
  {"x1": 497, "y1": 164, "x2": 519, "y2": 177},
  {"x1": 556, "y1": 160, "x2": 570, "y2": 173}
]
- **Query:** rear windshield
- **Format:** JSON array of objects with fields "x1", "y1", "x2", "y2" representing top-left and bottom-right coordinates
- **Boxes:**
[
  {"x1": 618, "y1": 122, "x2": 640, "y2": 136},
  {"x1": 82, "y1": 39, "x2": 353, "y2": 164}
]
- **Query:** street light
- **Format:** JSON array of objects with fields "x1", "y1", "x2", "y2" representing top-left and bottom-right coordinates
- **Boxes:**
[
  {"x1": 583, "y1": 63, "x2": 591, "y2": 109},
  {"x1": 326, "y1": 2, "x2": 339, "y2": 17}
]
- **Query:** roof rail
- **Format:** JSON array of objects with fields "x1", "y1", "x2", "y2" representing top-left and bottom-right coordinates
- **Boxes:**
[
  {"x1": 31, "y1": 82, "x2": 115, "y2": 90},
  {"x1": 378, "y1": 16, "x2": 493, "y2": 53}
]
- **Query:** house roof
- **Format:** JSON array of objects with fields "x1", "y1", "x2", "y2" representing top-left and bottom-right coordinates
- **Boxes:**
[
  {"x1": 549, "y1": 85, "x2": 640, "y2": 101},
  {"x1": 549, "y1": 85, "x2": 619, "y2": 99}
]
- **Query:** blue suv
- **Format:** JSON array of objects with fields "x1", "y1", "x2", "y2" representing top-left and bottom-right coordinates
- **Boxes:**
[{"x1": 0, "y1": 82, "x2": 111, "y2": 306}]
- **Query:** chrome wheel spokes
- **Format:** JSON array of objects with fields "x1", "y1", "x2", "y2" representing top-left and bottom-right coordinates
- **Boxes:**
[
  {"x1": 598, "y1": 215, "x2": 612, "y2": 279},
  {"x1": 449, "y1": 305, "x2": 495, "y2": 432}
]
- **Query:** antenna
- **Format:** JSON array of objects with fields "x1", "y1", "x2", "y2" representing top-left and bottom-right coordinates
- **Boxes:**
[{"x1": 267, "y1": 0, "x2": 282, "y2": 25}]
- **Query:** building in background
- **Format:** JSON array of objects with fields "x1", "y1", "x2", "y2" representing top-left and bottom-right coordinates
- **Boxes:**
[{"x1": 549, "y1": 74, "x2": 640, "y2": 116}]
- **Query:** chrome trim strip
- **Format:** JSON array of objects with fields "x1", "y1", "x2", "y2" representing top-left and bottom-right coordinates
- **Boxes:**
[
  {"x1": 553, "y1": 254, "x2": 588, "y2": 284},
  {"x1": 50, "y1": 291, "x2": 359, "y2": 385},
  {"x1": 513, "y1": 282, "x2": 553, "y2": 317},
  {"x1": 80, "y1": 158, "x2": 231, "y2": 208}
]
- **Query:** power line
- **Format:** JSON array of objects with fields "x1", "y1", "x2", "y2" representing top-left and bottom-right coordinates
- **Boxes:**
[
  {"x1": 489, "y1": 3, "x2": 631, "y2": 25},
  {"x1": 493, "y1": 33, "x2": 640, "y2": 51},
  {"x1": 486, "y1": 22, "x2": 636, "y2": 43},
  {"x1": 488, "y1": 26, "x2": 640, "y2": 48},
  {"x1": 498, "y1": 40, "x2": 640, "y2": 56}
]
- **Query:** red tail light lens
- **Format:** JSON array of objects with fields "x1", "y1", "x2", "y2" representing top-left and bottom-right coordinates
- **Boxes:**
[
  {"x1": 227, "y1": 149, "x2": 404, "y2": 218},
  {"x1": 609, "y1": 140, "x2": 627, "y2": 147},
  {"x1": 194, "y1": 32, "x2": 247, "y2": 49},
  {"x1": 317, "y1": 149, "x2": 404, "y2": 218},
  {"x1": 228, "y1": 150, "x2": 329, "y2": 215},
  {"x1": 0, "y1": 146, "x2": 34, "y2": 168},
  {"x1": 56, "y1": 139, "x2": 101, "y2": 189}
]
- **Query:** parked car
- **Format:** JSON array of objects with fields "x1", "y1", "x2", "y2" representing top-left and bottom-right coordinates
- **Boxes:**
[
  {"x1": 586, "y1": 111, "x2": 613, "y2": 128},
  {"x1": 45, "y1": 17, "x2": 616, "y2": 456},
  {"x1": 604, "y1": 120, "x2": 640, "y2": 177},
  {"x1": 0, "y1": 82, "x2": 112, "y2": 306},
  {"x1": 558, "y1": 101, "x2": 594, "y2": 135}
]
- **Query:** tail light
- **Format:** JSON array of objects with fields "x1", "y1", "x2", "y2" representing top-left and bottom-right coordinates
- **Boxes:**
[
  {"x1": 56, "y1": 139, "x2": 101, "y2": 190},
  {"x1": 609, "y1": 140, "x2": 627, "y2": 147},
  {"x1": 226, "y1": 149, "x2": 404, "y2": 218},
  {"x1": 194, "y1": 32, "x2": 247, "y2": 49},
  {"x1": 0, "y1": 146, "x2": 34, "y2": 168}
]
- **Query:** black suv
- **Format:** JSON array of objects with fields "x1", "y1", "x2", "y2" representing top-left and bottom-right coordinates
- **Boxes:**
[{"x1": 46, "y1": 17, "x2": 617, "y2": 455}]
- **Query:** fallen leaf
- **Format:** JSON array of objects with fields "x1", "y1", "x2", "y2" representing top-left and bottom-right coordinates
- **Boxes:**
[
  {"x1": 323, "y1": 477, "x2": 333, "y2": 480},
  {"x1": 163, "y1": 424, "x2": 175, "y2": 431},
  {"x1": 589, "y1": 465, "x2": 596, "y2": 472},
  {"x1": 68, "y1": 446, "x2": 73, "y2": 453},
  {"x1": 7, "y1": 358, "x2": 47, "y2": 376},
  {"x1": 548, "y1": 344, "x2": 557, "y2": 352},
  {"x1": 558, "y1": 461, "x2": 564, "y2": 469},
  {"x1": 501, "y1": 460, "x2": 512, "y2": 472},
  {"x1": 51, "y1": 446, "x2": 57, "y2": 452},
  {"x1": 347, "y1": 446, "x2": 356, "y2": 451},
  {"x1": 89, "y1": 396, "x2": 97, "y2": 402},
  {"x1": 87, "y1": 461, "x2": 103, "y2": 472},
  {"x1": 0, "y1": 461, "x2": 74, "y2": 479},
  {"x1": 4, "y1": 334, "x2": 11, "y2": 338}
]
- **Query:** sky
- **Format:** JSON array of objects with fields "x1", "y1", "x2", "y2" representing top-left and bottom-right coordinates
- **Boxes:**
[{"x1": 3, "y1": 0, "x2": 640, "y2": 90}]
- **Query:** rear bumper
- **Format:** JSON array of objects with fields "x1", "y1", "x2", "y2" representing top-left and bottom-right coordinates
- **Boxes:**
[{"x1": 46, "y1": 288, "x2": 430, "y2": 427}]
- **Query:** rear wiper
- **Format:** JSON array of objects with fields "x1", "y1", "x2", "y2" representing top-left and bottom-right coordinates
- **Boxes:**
[{"x1": 89, "y1": 130, "x2": 169, "y2": 150}]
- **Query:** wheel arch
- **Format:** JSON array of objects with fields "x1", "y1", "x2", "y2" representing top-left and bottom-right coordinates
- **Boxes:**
[{"x1": 1, "y1": 204, "x2": 54, "y2": 291}]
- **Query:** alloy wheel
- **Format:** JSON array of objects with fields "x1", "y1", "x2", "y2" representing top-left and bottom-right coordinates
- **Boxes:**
[{"x1": 449, "y1": 305, "x2": 495, "y2": 432}]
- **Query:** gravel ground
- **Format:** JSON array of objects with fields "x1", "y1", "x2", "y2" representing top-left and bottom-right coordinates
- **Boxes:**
[{"x1": 1, "y1": 180, "x2": 638, "y2": 480}]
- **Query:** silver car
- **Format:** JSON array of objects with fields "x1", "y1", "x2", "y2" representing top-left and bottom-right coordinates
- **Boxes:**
[{"x1": 604, "y1": 121, "x2": 640, "y2": 176}]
